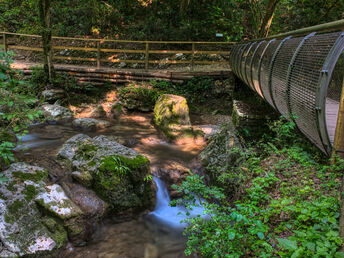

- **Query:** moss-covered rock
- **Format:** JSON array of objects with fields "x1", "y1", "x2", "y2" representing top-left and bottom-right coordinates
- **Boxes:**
[
  {"x1": 153, "y1": 94, "x2": 193, "y2": 140},
  {"x1": 0, "y1": 163, "x2": 68, "y2": 257},
  {"x1": 58, "y1": 134, "x2": 155, "y2": 213},
  {"x1": 118, "y1": 83, "x2": 161, "y2": 112},
  {"x1": 199, "y1": 122, "x2": 244, "y2": 196}
]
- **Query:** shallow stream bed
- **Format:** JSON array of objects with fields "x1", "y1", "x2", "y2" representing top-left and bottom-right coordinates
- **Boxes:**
[{"x1": 14, "y1": 112, "x2": 207, "y2": 258}]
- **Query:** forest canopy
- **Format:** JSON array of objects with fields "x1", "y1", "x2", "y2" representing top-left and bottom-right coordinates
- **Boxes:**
[{"x1": 1, "y1": 0, "x2": 343, "y2": 41}]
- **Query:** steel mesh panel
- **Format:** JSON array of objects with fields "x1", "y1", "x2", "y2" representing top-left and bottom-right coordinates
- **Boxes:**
[
  {"x1": 251, "y1": 41, "x2": 267, "y2": 98},
  {"x1": 288, "y1": 34, "x2": 340, "y2": 151},
  {"x1": 240, "y1": 44, "x2": 251, "y2": 83},
  {"x1": 260, "y1": 40, "x2": 282, "y2": 107},
  {"x1": 229, "y1": 32, "x2": 343, "y2": 155},
  {"x1": 244, "y1": 42, "x2": 258, "y2": 90},
  {"x1": 271, "y1": 37, "x2": 303, "y2": 116},
  {"x1": 235, "y1": 44, "x2": 244, "y2": 79},
  {"x1": 326, "y1": 52, "x2": 344, "y2": 145}
]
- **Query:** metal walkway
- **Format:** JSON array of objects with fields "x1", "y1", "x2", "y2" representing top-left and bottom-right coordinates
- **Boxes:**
[{"x1": 230, "y1": 29, "x2": 344, "y2": 155}]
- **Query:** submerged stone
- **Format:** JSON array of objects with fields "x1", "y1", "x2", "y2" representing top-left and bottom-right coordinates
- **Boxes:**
[{"x1": 72, "y1": 118, "x2": 111, "y2": 132}]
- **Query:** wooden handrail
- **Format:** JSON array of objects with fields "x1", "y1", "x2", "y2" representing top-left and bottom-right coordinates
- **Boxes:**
[
  {"x1": 0, "y1": 31, "x2": 235, "y2": 44},
  {"x1": 1, "y1": 31, "x2": 232, "y2": 70}
]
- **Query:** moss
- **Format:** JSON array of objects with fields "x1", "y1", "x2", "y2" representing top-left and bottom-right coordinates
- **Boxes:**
[
  {"x1": 87, "y1": 160, "x2": 97, "y2": 167},
  {"x1": 93, "y1": 154, "x2": 150, "y2": 211},
  {"x1": 76, "y1": 143, "x2": 98, "y2": 160},
  {"x1": 42, "y1": 217, "x2": 68, "y2": 248},
  {"x1": 6, "y1": 181, "x2": 17, "y2": 192},
  {"x1": 64, "y1": 218, "x2": 83, "y2": 238},
  {"x1": 0, "y1": 192, "x2": 7, "y2": 200},
  {"x1": 22, "y1": 184, "x2": 38, "y2": 201},
  {"x1": 5, "y1": 200, "x2": 24, "y2": 223},
  {"x1": 12, "y1": 169, "x2": 48, "y2": 182}
]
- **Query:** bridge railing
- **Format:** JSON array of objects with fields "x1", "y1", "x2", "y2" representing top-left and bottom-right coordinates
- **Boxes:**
[
  {"x1": 230, "y1": 19, "x2": 344, "y2": 157},
  {"x1": 0, "y1": 31, "x2": 234, "y2": 71}
]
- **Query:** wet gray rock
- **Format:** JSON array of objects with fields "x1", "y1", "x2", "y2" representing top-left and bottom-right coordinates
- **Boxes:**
[
  {"x1": 194, "y1": 124, "x2": 221, "y2": 140},
  {"x1": 57, "y1": 134, "x2": 155, "y2": 214},
  {"x1": 199, "y1": 122, "x2": 244, "y2": 195},
  {"x1": 41, "y1": 104, "x2": 74, "y2": 124},
  {"x1": 199, "y1": 121, "x2": 242, "y2": 170},
  {"x1": 42, "y1": 89, "x2": 65, "y2": 103},
  {"x1": 0, "y1": 163, "x2": 67, "y2": 257},
  {"x1": 72, "y1": 118, "x2": 111, "y2": 132}
]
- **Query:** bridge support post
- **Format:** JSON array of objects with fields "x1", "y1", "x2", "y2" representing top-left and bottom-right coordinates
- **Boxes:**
[
  {"x1": 191, "y1": 43, "x2": 195, "y2": 71},
  {"x1": 2, "y1": 33, "x2": 7, "y2": 53},
  {"x1": 96, "y1": 42, "x2": 101, "y2": 68},
  {"x1": 332, "y1": 77, "x2": 344, "y2": 160},
  {"x1": 145, "y1": 42, "x2": 149, "y2": 71}
]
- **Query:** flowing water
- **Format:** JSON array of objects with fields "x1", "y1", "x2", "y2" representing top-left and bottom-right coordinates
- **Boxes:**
[{"x1": 14, "y1": 112, "x2": 207, "y2": 258}]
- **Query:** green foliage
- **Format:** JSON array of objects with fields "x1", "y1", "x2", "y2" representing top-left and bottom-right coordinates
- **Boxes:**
[
  {"x1": 99, "y1": 155, "x2": 131, "y2": 179},
  {"x1": 172, "y1": 116, "x2": 344, "y2": 257},
  {"x1": 0, "y1": 50, "x2": 42, "y2": 169},
  {"x1": 118, "y1": 83, "x2": 162, "y2": 109},
  {"x1": 151, "y1": 77, "x2": 213, "y2": 106}
]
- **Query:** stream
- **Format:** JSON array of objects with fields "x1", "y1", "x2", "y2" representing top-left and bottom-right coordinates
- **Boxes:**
[{"x1": 14, "y1": 112, "x2": 207, "y2": 258}]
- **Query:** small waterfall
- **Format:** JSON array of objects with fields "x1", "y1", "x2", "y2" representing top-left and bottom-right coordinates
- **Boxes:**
[{"x1": 148, "y1": 177, "x2": 206, "y2": 229}]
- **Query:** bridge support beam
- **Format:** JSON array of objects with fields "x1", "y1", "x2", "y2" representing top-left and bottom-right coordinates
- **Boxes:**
[{"x1": 332, "y1": 77, "x2": 344, "y2": 160}]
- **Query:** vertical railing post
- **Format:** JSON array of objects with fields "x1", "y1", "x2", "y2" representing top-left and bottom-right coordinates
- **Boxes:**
[
  {"x1": 332, "y1": 78, "x2": 344, "y2": 160},
  {"x1": 3, "y1": 33, "x2": 7, "y2": 53},
  {"x1": 97, "y1": 41, "x2": 101, "y2": 69},
  {"x1": 145, "y1": 42, "x2": 149, "y2": 71},
  {"x1": 191, "y1": 43, "x2": 195, "y2": 71}
]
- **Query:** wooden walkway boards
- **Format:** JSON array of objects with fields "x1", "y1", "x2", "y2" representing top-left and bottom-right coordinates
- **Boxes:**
[
  {"x1": 11, "y1": 62, "x2": 232, "y2": 85},
  {"x1": 326, "y1": 98, "x2": 339, "y2": 144}
]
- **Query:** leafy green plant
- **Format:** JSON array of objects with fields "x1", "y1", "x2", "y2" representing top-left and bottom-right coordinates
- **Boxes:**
[
  {"x1": 0, "y1": 50, "x2": 42, "y2": 169},
  {"x1": 172, "y1": 115, "x2": 344, "y2": 257},
  {"x1": 99, "y1": 155, "x2": 131, "y2": 178}
]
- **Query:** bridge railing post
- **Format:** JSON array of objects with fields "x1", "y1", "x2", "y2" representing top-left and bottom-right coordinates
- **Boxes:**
[
  {"x1": 2, "y1": 33, "x2": 7, "y2": 53},
  {"x1": 191, "y1": 43, "x2": 195, "y2": 71},
  {"x1": 145, "y1": 42, "x2": 149, "y2": 71},
  {"x1": 97, "y1": 41, "x2": 101, "y2": 68}
]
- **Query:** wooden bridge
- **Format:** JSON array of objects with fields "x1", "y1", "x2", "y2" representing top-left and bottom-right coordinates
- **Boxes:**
[{"x1": 1, "y1": 20, "x2": 344, "y2": 158}]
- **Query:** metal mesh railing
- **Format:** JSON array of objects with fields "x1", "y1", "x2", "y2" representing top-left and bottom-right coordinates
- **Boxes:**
[{"x1": 230, "y1": 32, "x2": 344, "y2": 155}]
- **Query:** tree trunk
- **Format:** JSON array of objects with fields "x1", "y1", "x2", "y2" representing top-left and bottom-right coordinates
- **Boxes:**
[
  {"x1": 258, "y1": 0, "x2": 280, "y2": 38},
  {"x1": 39, "y1": 0, "x2": 54, "y2": 81}
]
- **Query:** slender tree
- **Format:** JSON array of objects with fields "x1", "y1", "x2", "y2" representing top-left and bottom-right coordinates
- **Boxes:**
[{"x1": 39, "y1": 0, "x2": 54, "y2": 81}]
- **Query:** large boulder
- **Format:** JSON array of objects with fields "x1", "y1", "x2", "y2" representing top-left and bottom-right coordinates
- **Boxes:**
[
  {"x1": 72, "y1": 118, "x2": 111, "y2": 132},
  {"x1": 0, "y1": 163, "x2": 69, "y2": 257},
  {"x1": 153, "y1": 94, "x2": 192, "y2": 139},
  {"x1": 57, "y1": 134, "x2": 155, "y2": 213},
  {"x1": 41, "y1": 104, "x2": 74, "y2": 124},
  {"x1": 199, "y1": 122, "x2": 244, "y2": 195}
]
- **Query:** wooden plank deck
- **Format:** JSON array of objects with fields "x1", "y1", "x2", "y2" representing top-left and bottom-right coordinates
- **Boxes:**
[{"x1": 326, "y1": 98, "x2": 339, "y2": 144}]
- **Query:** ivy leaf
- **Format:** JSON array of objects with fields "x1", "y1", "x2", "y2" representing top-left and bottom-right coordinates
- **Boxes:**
[
  {"x1": 228, "y1": 231, "x2": 236, "y2": 240},
  {"x1": 277, "y1": 238, "x2": 298, "y2": 251},
  {"x1": 257, "y1": 232, "x2": 265, "y2": 240}
]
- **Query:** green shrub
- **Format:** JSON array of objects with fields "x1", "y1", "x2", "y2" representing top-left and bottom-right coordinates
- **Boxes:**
[
  {"x1": 0, "y1": 50, "x2": 42, "y2": 168},
  {"x1": 172, "y1": 116, "x2": 344, "y2": 257}
]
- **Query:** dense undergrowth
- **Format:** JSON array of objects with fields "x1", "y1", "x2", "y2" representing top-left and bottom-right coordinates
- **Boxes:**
[
  {"x1": 172, "y1": 117, "x2": 344, "y2": 257},
  {"x1": 0, "y1": 51, "x2": 41, "y2": 171}
]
